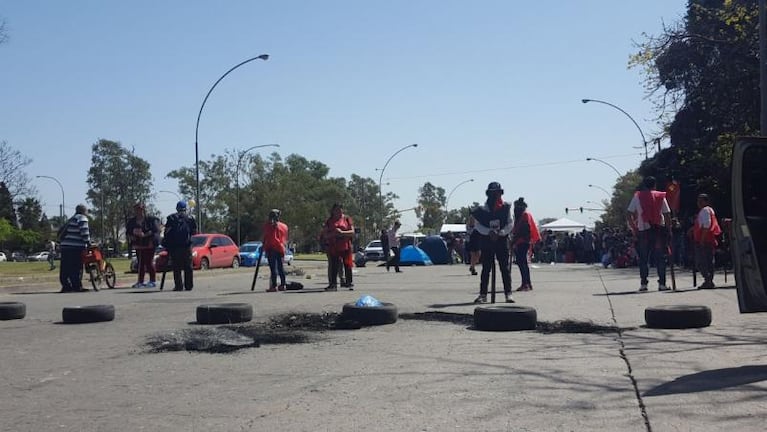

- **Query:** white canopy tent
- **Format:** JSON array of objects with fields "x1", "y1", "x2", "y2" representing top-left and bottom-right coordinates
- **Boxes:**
[
  {"x1": 439, "y1": 223, "x2": 467, "y2": 234},
  {"x1": 540, "y1": 218, "x2": 588, "y2": 233}
]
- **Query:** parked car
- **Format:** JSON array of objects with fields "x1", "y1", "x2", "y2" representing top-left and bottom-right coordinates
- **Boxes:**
[
  {"x1": 27, "y1": 251, "x2": 50, "y2": 262},
  {"x1": 364, "y1": 240, "x2": 386, "y2": 261},
  {"x1": 0, "y1": 251, "x2": 6, "y2": 262},
  {"x1": 10, "y1": 251, "x2": 27, "y2": 262},
  {"x1": 191, "y1": 234, "x2": 240, "y2": 270},
  {"x1": 238, "y1": 241, "x2": 294, "y2": 267}
]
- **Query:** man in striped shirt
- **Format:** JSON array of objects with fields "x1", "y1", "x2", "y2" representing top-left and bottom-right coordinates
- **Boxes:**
[{"x1": 59, "y1": 204, "x2": 91, "y2": 292}]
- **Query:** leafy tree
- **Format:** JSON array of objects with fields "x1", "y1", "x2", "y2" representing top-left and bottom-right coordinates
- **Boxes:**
[
  {"x1": 445, "y1": 204, "x2": 477, "y2": 224},
  {"x1": 0, "y1": 141, "x2": 35, "y2": 201},
  {"x1": 417, "y1": 182, "x2": 446, "y2": 233},
  {"x1": 16, "y1": 197, "x2": 43, "y2": 230},
  {"x1": 599, "y1": 170, "x2": 643, "y2": 229},
  {"x1": 0, "y1": 181, "x2": 16, "y2": 226},
  {"x1": 86, "y1": 139, "x2": 153, "y2": 242},
  {"x1": 631, "y1": 0, "x2": 759, "y2": 220}
]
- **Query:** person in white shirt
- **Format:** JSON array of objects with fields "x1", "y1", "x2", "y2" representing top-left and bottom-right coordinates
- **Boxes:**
[
  {"x1": 627, "y1": 176, "x2": 672, "y2": 292},
  {"x1": 386, "y1": 220, "x2": 402, "y2": 273}
]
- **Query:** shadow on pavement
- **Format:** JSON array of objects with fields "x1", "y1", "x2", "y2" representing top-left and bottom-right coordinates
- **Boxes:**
[
  {"x1": 427, "y1": 302, "x2": 482, "y2": 308},
  {"x1": 644, "y1": 365, "x2": 767, "y2": 396}
]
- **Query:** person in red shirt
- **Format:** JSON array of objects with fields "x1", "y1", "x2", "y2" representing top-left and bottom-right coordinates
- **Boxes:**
[
  {"x1": 262, "y1": 209, "x2": 289, "y2": 292},
  {"x1": 693, "y1": 194, "x2": 721, "y2": 289},
  {"x1": 321, "y1": 203, "x2": 355, "y2": 291},
  {"x1": 511, "y1": 197, "x2": 540, "y2": 291}
]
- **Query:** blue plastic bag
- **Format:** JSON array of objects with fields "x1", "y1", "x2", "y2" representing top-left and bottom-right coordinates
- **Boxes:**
[{"x1": 355, "y1": 295, "x2": 383, "y2": 307}]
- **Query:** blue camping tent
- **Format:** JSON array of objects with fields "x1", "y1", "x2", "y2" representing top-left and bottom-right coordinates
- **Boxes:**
[
  {"x1": 399, "y1": 245, "x2": 433, "y2": 266},
  {"x1": 419, "y1": 235, "x2": 450, "y2": 264}
]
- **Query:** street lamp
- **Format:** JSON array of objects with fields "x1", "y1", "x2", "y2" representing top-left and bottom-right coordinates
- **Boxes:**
[
  {"x1": 445, "y1": 178, "x2": 474, "y2": 213},
  {"x1": 36, "y1": 175, "x2": 65, "y2": 220},
  {"x1": 194, "y1": 53, "x2": 270, "y2": 232},
  {"x1": 377, "y1": 144, "x2": 418, "y2": 227},
  {"x1": 235, "y1": 143, "x2": 280, "y2": 245},
  {"x1": 586, "y1": 200, "x2": 606, "y2": 210},
  {"x1": 158, "y1": 190, "x2": 181, "y2": 201},
  {"x1": 586, "y1": 157, "x2": 621, "y2": 177},
  {"x1": 588, "y1": 184, "x2": 611, "y2": 197},
  {"x1": 581, "y1": 98, "x2": 648, "y2": 160}
]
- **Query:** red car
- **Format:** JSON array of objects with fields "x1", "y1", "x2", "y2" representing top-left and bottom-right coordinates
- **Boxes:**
[{"x1": 189, "y1": 234, "x2": 240, "y2": 270}]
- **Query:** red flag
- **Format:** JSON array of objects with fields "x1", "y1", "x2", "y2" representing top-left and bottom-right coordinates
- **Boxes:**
[{"x1": 666, "y1": 180, "x2": 680, "y2": 213}]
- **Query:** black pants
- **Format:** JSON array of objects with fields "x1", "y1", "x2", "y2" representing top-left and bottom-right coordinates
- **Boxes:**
[
  {"x1": 60, "y1": 247, "x2": 84, "y2": 291},
  {"x1": 169, "y1": 247, "x2": 193, "y2": 290},
  {"x1": 387, "y1": 247, "x2": 401, "y2": 271},
  {"x1": 328, "y1": 254, "x2": 352, "y2": 286},
  {"x1": 513, "y1": 242, "x2": 531, "y2": 285},
  {"x1": 479, "y1": 236, "x2": 512, "y2": 295}
]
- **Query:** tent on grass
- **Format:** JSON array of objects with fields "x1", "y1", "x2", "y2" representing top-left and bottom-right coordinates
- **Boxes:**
[
  {"x1": 399, "y1": 245, "x2": 433, "y2": 266},
  {"x1": 419, "y1": 235, "x2": 450, "y2": 264}
]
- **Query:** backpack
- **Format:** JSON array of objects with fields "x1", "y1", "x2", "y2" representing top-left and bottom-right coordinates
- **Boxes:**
[{"x1": 162, "y1": 214, "x2": 192, "y2": 248}]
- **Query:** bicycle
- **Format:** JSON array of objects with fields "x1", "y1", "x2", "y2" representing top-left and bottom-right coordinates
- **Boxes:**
[{"x1": 82, "y1": 245, "x2": 116, "y2": 291}]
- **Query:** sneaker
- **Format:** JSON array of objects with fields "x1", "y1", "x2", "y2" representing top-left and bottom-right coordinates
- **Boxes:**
[
  {"x1": 278, "y1": 284, "x2": 286, "y2": 291},
  {"x1": 516, "y1": 284, "x2": 532, "y2": 292},
  {"x1": 325, "y1": 285, "x2": 338, "y2": 292},
  {"x1": 473, "y1": 295, "x2": 487, "y2": 304},
  {"x1": 699, "y1": 280, "x2": 716, "y2": 289},
  {"x1": 470, "y1": 267, "x2": 477, "y2": 276},
  {"x1": 146, "y1": 281, "x2": 157, "y2": 288},
  {"x1": 505, "y1": 293, "x2": 515, "y2": 303},
  {"x1": 172, "y1": 287, "x2": 183, "y2": 291},
  {"x1": 639, "y1": 284, "x2": 648, "y2": 292},
  {"x1": 658, "y1": 284, "x2": 670, "y2": 291},
  {"x1": 266, "y1": 287, "x2": 277, "y2": 292},
  {"x1": 132, "y1": 282, "x2": 145, "y2": 288}
]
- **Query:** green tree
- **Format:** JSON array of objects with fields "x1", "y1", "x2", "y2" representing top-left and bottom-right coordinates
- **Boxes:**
[
  {"x1": 417, "y1": 182, "x2": 446, "y2": 233},
  {"x1": 599, "y1": 170, "x2": 643, "y2": 229},
  {"x1": 86, "y1": 139, "x2": 153, "y2": 242},
  {"x1": 631, "y1": 0, "x2": 759, "y2": 220},
  {"x1": 0, "y1": 182, "x2": 16, "y2": 226},
  {"x1": 0, "y1": 141, "x2": 35, "y2": 201},
  {"x1": 16, "y1": 197, "x2": 43, "y2": 231}
]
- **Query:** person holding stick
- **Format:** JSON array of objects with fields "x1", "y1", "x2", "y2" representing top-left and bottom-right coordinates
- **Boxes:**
[
  {"x1": 471, "y1": 182, "x2": 514, "y2": 304},
  {"x1": 321, "y1": 203, "x2": 355, "y2": 291}
]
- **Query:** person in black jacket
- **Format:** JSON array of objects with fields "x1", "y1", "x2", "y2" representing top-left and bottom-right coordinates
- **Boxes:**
[
  {"x1": 470, "y1": 182, "x2": 514, "y2": 303},
  {"x1": 162, "y1": 201, "x2": 197, "y2": 291}
]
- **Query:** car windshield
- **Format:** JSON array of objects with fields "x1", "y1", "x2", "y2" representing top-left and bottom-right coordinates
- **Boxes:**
[
  {"x1": 367, "y1": 241, "x2": 381, "y2": 248},
  {"x1": 191, "y1": 236, "x2": 207, "y2": 247},
  {"x1": 240, "y1": 244, "x2": 260, "y2": 253}
]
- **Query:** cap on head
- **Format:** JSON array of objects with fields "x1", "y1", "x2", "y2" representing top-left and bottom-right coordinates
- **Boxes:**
[
  {"x1": 176, "y1": 201, "x2": 188, "y2": 212},
  {"x1": 486, "y1": 181, "x2": 504, "y2": 195}
]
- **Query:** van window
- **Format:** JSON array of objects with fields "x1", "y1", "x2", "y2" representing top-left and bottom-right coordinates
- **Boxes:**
[{"x1": 742, "y1": 145, "x2": 767, "y2": 284}]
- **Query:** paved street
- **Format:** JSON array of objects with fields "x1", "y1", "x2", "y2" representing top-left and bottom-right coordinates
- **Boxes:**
[{"x1": 1, "y1": 261, "x2": 765, "y2": 432}]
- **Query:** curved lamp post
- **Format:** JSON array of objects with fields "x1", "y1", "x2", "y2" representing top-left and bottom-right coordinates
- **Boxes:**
[
  {"x1": 158, "y1": 190, "x2": 181, "y2": 201},
  {"x1": 235, "y1": 143, "x2": 280, "y2": 245},
  {"x1": 36, "y1": 175, "x2": 65, "y2": 220},
  {"x1": 195, "y1": 53, "x2": 270, "y2": 232},
  {"x1": 377, "y1": 144, "x2": 418, "y2": 227},
  {"x1": 445, "y1": 178, "x2": 474, "y2": 213},
  {"x1": 586, "y1": 200, "x2": 606, "y2": 210},
  {"x1": 588, "y1": 184, "x2": 611, "y2": 197},
  {"x1": 586, "y1": 157, "x2": 621, "y2": 177},
  {"x1": 581, "y1": 98, "x2": 648, "y2": 160}
]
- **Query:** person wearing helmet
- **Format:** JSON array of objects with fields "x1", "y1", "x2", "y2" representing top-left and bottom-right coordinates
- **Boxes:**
[
  {"x1": 262, "y1": 209, "x2": 289, "y2": 292},
  {"x1": 470, "y1": 182, "x2": 514, "y2": 303},
  {"x1": 162, "y1": 201, "x2": 198, "y2": 291},
  {"x1": 126, "y1": 202, "x2": 161, "y2": 288}
]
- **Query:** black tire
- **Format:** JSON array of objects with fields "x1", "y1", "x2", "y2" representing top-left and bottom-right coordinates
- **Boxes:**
[
  {"x1": 341, "y1": 302, "x2": 398, "y2": 326},
  {"x1": 645, "y1": 305, "x2": 712, "y2": 329},
  {"x1": 200, "y1": 257, "x2": 210, "y2": 270},
  {"x1": 88, "y1": 265, "x2": 101, "y2": 291},
  {"x1": 62, "y1": 304, "x2": 115, "y2": 324},
  {"x1": 196, "y1": 303, "x2": 253, "y2": 324},
  {"x1": 231, "y1": 257, "x2": 239, "y2": 269},
  {"x1": 104, "y1": 263, "x2": 116, "y2": 289},
  {"x1": 0, "y1": 302, "x2": 26, "y2": 320},
  {"x1": 474, "y1": 305, "x2": 537, "y2": 331}
]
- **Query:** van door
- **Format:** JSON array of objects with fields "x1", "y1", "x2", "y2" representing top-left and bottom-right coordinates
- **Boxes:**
[{"x1": 732, "y1": 137, "x2": 767, "y2": 312}]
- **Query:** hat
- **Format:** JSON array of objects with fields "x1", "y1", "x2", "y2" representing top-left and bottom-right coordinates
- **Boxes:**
[
  {"x1": 514, "y1": 197, "x2": 527, "y2": 208},
  {"x1": 486, "y1": 182, "x2": 504, "y2": 195},
  {"x1": 176, "y1": 201, "x2": 188, "y2": 212}
]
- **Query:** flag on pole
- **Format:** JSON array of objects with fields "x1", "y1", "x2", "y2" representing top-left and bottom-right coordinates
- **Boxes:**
[{"x1": 666, "y1": 180, "x2": 680, "y2": 213}]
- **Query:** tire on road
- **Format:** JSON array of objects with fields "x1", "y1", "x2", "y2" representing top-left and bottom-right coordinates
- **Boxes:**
[
  {"x1": 62, "y1": 304, "x2": 115, "y2": 324},
  {"x1": 644, "y1": 305, "x2": 712, "y2": 329},
  {"x1": 196, "y1": 303, "x2": 253, "y2": 324},
  {"x1": 474, "y1": 305, "x2": 537, "y2": 331},
  {"x1": 0, "y1": 302, "x2": 26, "y2": 320},
  {"x1": 341, "y1": 302, "x2": 398, "y2": 326}
]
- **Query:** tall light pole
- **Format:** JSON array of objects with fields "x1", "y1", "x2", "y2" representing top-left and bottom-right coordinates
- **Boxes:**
[
  {"x1": 588, "y1": 184, "x2": 611, "y2": 197},
  {"x1": 377, "y1": 144, "x2": 418, "y2": 227},
  {"x1": 236, "y1": 143, "x2": 280, "y2": 245},
  {"x1": 581, "y1": 98, "x2": 648, "y2": 160},
  {"x1": 158, "y1": 190, "x2": 181, "y2": 201},
  {"x1": 586, "y1": 157, "x2": 621, "y2": 177},
  {"x1": 194, "y1": 53, "x2": 269, "y2": 232},
  {"x1": 445, "y1": 178, "x2": 474, "y2": 213},
  {"x1": 36, "y1": 175, "x2": 65, "y2": 220}
]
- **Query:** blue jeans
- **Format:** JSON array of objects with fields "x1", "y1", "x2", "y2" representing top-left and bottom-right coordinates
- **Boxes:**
[
  {"x1": 638, "y1": 228, "x2": 667, "y2": 286},
  {"x1": 267, "y1": 250, "x2": 286, "y2": 288}
]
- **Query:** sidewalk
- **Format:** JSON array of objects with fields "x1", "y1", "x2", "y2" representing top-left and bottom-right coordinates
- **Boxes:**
[{"x1": 1, "y1": 261, "x2": 764, "y2": 431}]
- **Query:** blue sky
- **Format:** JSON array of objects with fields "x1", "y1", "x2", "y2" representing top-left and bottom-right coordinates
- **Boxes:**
[{"x1": 0, "y1": 1, "x2": 686, "y2": 233}]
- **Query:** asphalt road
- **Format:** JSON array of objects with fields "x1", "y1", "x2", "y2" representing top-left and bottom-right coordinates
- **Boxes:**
[{"x1": 1, "y1": 260, "x2": 765, "y2": 432}]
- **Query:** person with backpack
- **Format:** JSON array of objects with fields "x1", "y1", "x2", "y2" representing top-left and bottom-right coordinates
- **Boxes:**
[
  {"x1": 627, "y1": 176, "x2": 672, "y2": 292},
  {"x1": 262, "y1": 209, "x2": 289, "y2": 292},
  {"x1": 58, "y1": 204, "x2": 91, "y2": 293},
  {"x1": 694, "y1": 193, "x2": 722, "y2": 289},
  {"x1": 162, "y1": 201, "x2": 197, "y2": 291},
  {"x1": 126, "y1": 202, "x2": 161, "y2": 288}
]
